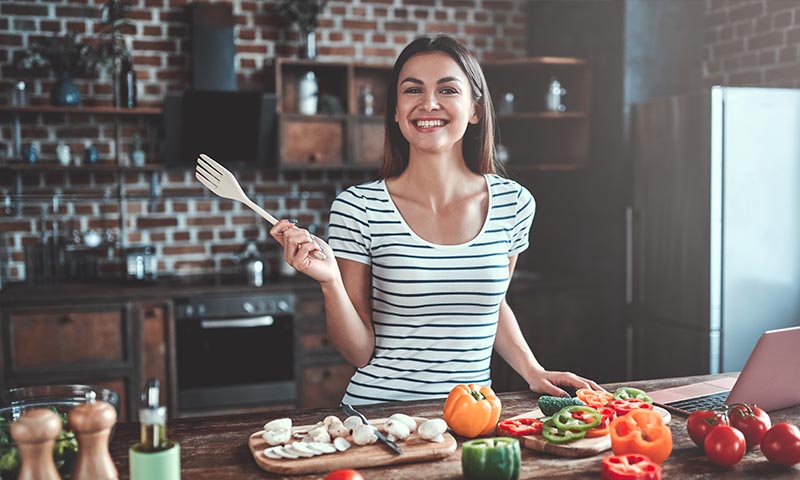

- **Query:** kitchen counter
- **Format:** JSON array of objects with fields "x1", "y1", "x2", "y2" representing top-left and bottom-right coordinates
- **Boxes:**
[
  {"x1": 0, "y1": 275, "x2": 319, "y2": 305},
  {"x1": 108, "y1": 374, "x2": 800, "y2": 479}
]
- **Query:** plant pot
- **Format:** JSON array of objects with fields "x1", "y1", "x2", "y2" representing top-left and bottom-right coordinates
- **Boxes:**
[{"x1": 50, "y1": 72, "x2": 81, "y2": 106}]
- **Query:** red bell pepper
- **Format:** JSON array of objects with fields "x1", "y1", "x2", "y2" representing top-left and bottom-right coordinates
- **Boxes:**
[
  {"x1": 601, "y1": 453, "x2": 662, "y2": 480},
  {"x1": 608, "y1": 399, "x2": 654, "y2": 417},
  {"x1": 497, "y1": 417, "x2": 543, "y2": 436}
]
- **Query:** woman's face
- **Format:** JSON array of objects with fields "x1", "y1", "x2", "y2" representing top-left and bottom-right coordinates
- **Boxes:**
[{"x1": 394, "y1": 51, "x2": 480, "y2": 156}]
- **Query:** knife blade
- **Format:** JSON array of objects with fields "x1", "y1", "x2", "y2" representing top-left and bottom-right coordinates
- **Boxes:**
[{"x1": 341, "y1": 402, "x2": 404, "y2": 455}]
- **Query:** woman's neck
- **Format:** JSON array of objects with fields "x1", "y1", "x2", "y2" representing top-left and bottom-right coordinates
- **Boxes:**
[{"x1": 393, "y1": 145, "x2": 482, "y2": 210}]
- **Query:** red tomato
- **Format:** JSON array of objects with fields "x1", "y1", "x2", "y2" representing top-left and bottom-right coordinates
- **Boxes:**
[
  {"x1": 727, "y1": 404, "x2": 771, "y2": 448},
  {"x1": 704, "y1": 425, "x2": 746, "y2": 467},
  {"x1": 686, "y1": 410, "x2": 728, "y2": 448},
  {"x1": 324, "y1": 469, "x2": 365, "y2": 480},
  {"x1": 760, "y1": 422, "x2": 800, "y2": 466}
]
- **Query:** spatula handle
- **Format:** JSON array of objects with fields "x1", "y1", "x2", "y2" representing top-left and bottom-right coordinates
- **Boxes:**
[{"x1": 244, "y1": 198, "x2": 327, "y2": 261}]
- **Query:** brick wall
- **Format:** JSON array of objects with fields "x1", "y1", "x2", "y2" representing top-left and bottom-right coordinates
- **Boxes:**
[
  {"x1": 704, "y1": 0, "x2": 800, "y2": 87},
  {"x1": 0, "y1": 0, "x2": 527, "y2": 282}
]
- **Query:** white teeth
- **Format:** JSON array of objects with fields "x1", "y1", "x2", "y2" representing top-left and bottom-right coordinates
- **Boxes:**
[{"x1": 415, "y1": 119, "x2": 445, "y2": 128}]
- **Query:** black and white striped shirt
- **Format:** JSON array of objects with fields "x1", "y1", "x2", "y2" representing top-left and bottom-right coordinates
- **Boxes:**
[{"x1": 327, "y1": 174, "x2": 535, "y2": 405}]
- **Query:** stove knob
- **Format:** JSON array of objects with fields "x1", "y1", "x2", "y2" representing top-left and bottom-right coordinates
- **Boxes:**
[
  {"x1": 277, "y1": 300, "x2": 290, "y2": 312},
  {"x1": 197, "y1": 304, "x2": 206, "y2": 317},
  {"x1": 243, "y1": 302, "x2": 255, "y2": 314},
  {"x1": 185, "y1": 305, "x2": 194, "y2": 318}
]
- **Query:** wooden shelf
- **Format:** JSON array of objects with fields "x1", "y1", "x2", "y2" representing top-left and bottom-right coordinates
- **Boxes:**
[
  {"x1": 483, "y1": 56, "x2": 589, "y2": 67},
  {"x1": 0, "y1": 163, "x2": 164, "y2": 172},
  {"x1": 0, "y1": 105, "x2": 162, "y2": 115}
]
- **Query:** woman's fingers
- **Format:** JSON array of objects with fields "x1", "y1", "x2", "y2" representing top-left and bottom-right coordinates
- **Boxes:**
[{"x1": 268, "y1": 219, "x2": 297, "y2": 248}]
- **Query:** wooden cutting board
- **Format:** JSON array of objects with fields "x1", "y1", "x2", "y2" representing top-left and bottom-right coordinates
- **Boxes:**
[
  {"x1": 503, "y1": 406, "x2": 671, "y2": 458},
  {"x1": 248, "y1": 417, "x2": 456, "y2": 475}
]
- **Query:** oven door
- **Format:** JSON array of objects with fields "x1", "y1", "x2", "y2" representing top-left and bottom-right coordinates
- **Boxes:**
[{"x1": 176, "y1": 313, "x2": 295, "y2": 410}]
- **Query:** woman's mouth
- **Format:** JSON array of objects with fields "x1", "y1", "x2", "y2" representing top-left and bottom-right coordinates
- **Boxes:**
[{"x1": 413, "y1": 119, "x2": 448, "y2": 130}]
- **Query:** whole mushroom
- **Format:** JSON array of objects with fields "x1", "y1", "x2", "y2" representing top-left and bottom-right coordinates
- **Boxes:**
[{"x1": 418, "y1": 418, "x2": 448, "y2": 443}]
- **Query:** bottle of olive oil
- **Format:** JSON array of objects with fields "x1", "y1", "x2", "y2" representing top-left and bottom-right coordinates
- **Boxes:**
[{"x1": 129, "y1": 379, "x2": 180, "y2": 480}]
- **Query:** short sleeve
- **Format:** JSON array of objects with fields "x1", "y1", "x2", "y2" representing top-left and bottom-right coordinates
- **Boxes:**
[
  {"x1": 327, "y1": 187, "x2": 372, "y2": 265},
  {"x1": 508, "y1": 185, "x2": 536, "y2": 256}
]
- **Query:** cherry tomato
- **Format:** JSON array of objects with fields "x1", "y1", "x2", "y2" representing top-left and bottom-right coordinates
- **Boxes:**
[
  {"x1": 686, "y1": 410, "x2": 728, "y2": 448},
  {"x1": 727, "y1": 404, "x2": 771, "y2": 448},
  {"x1": 704, "y1": 425, "x2": 746, "y2": 467},
  {"x1": 760, "y1": 422, "x2": 800, "y2": 466},
  {"x1": 324, "y1": 469, "x2": 365, "y2": 480}
]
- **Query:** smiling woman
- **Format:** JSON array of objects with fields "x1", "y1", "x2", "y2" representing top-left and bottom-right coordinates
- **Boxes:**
[{"x1": 269, "y1": 35, "x2": 602, "y2": 405}]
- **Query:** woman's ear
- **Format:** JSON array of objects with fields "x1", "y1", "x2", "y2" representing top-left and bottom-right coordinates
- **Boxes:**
[
  {"x1": 394, "y1": 110, "x2": 399, "y2": 122},
  {"x1": 470, "y1": 102, "x2": 482, "y2": 124}
]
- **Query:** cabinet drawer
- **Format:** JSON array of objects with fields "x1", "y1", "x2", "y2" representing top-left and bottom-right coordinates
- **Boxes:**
[
  {"x1": 297, "y1": 330, "x2": 339, "y2": 357},
  {"x1": 299, "y1": 363, "x2": 354, "y2": 408},
  {"x1": 280, "y1": 118, "x2": 344, "y2": 166},
  {"x1": 9, "y1": 308, "x2": 126, "y2": 369}
]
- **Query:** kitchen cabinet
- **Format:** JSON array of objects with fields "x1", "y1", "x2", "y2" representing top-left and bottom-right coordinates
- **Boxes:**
[
  {"x1": 1, "y1": 301, "x2": 137, "y2": 420},
  {"x1": 293, "y1": 289, "x2": 353, "y2": 408},
  {"x1": 0, "y1": 299, "x2": 173, "y2": 421},
  {"x1": 483, "y1": 57, "x2": 591, "y2": 171},
  {"x1": 265, "y1": 58, "x2": 390, "y2": 169}
]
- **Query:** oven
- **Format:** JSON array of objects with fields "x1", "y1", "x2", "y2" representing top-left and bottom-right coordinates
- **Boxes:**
[{"x1": 174, "y1": 293, "x2": 295, "y2": 411}]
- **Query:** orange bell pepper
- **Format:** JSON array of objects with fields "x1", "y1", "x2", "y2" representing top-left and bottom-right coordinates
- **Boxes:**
[
  {"x1": 609, "y1": 409, "x2": 672, "y2": 464},
  {"x1": 443, "y1": 384, "x2": 502, "y2": 438},
  {"x1": 577, "y1": 388, "x2": 614, "y2": 408}
]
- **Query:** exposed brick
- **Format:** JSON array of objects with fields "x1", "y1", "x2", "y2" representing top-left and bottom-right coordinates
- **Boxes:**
[
  {"x1": 163, "y1": 245, "x2": 205, "y2": 255},
  {"x1": 1, "y1": 4, "x2": 49, "y2": 16},
  {"x1": 748, "y1": 31, "x2": 784, "y2": 50},
  {"x1": 774, "y1": 10, "x2": 793, "y2": 28},
  {"x1": 0, "y1": 220, "x2": 32, "y2": 233},
  {"x1": 137, "y1": 217, "x2": 178, "y2": 228},
  {"x1": 714, "y1": 39, "x2": 746, "y2": 57}
]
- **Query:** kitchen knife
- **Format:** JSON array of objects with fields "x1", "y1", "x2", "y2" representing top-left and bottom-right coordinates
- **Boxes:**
[{"x1": 341, "y1": 403, "x2": 404, "y2": 455}]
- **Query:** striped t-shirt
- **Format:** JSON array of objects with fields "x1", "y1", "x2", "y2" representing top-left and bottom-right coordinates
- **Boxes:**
[{"x1": 327, "y1": 174, "x2": 536, "y2": 405}]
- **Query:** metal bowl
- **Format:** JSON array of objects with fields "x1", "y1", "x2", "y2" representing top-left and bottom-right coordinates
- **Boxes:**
[{"x1": 0, "y1": 384, "x2": 121, "y2": 478}]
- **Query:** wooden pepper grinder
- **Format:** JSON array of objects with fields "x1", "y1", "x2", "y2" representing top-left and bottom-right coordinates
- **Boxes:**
[
  {"x1": 9, "y1": 408, "x2": 62, "y2": 480},
  {"x1": 69, "y1": 391, "x2": 119, "y2": 480}
]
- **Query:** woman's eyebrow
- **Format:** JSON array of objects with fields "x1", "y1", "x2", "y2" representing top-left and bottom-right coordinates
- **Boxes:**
[{"x1": 400, "y1": 76, "x2": 463, "y2": 85}]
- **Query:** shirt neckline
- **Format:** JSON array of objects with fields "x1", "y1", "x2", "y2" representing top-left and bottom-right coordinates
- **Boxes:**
[{"x1": 381, "y1": 174, "x2": 493, "y2": 249}]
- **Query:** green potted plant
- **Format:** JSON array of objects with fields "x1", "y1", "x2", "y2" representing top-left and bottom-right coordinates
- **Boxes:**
[
  {"x1": 14, "y1": 31, "x2": 98, "y2": 106},
  {"x1": 94, "y1": 0, "x2": 134, "y2": 107}
]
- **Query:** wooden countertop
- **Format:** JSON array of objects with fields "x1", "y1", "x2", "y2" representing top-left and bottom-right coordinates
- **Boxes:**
[{"x1": 108, "y1": 374, "x2": 800, "y2": 479}]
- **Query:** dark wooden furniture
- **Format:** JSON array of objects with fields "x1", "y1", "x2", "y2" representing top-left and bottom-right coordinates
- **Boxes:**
[
  {"x1": 483, "y1": 57, "x2": 591, "y2": 171},
  {"x1": 265, "y1": 58, "x2": 390, "y2": 170},
  {"x1": 106, "y1": 374, "x2": 800, "y2": 479}
]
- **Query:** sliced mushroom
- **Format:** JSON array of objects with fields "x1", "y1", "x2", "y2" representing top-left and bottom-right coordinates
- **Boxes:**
[
  {"x1": 273, "y1": 445, "x2": 299, "y2": 459},
  {"x1": 323, "y1": 415, "x2": 349, "y2": 438},
  {"x1": 343, "y1": 416, "x2": 363, "y2": 434},
  {"x1": 264, "y1": 418, "x2": 292, "y2": 432},
  {"x1": 262, "y1": 428, "x2": 291, "y2": 446},
  {"x1": 352, "y1": 424, "x2": 378, "y2": 446},
  {"x1": 384, "y1": 418, "x2": 411, "y2": 442},
  {"x1": 388, "y1": 413, "x2": 418, "y2": 433},
  {"x1": 306, "y1": 441, "x2": 337, "y2": 454},
  {"x1": 286, "y1": 442, "x2": 319, "y2": 458},
  {"x1": 418, "y1": 418, "x2": 448, "y2": 443},
  {"x1": 333, "y1": 436, "x2": 351, "y2": 452},
  {"x1": 307, "y1": 426, "x2": 331, "y2": 444},
  {"x1": 263, "y1": 446, "x2": 282, "y2": 459}
]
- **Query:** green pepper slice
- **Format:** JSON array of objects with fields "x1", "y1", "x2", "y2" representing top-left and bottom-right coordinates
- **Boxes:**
[
  {"x1": 461, "y1": 437, "x2": 521, "y2": 480},
  {"x1": 612, "y1": 387, "x2": 653, "y2": 403},
  {"x1": 552, "y1": 406, "x2": 602, "y2": 431},
  {"x1": 541, "y1": 418, "x2": 586, "y2": 444}
]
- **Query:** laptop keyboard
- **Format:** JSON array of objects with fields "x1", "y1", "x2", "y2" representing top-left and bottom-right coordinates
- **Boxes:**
[{"x1": 664, "y1": 391, "x2": 730, "y2": 413}]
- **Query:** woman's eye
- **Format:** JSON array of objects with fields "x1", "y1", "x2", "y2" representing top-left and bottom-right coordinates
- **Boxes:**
[
  {"x1": 403, "y1": 87, "x2": 422, "y2": 94},
  {"x1": 440, "y1": 87, "x2": 459, "y2": 95}
]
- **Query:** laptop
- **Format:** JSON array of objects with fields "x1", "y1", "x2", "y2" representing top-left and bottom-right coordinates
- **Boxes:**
[{"x1": 648, "y1": 326, "x2": 800, "y2": 415}]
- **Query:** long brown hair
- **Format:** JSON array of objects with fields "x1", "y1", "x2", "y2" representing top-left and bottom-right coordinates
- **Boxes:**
[{"x1": 378, "y1": 35, "x2": 503, "y2": 179}]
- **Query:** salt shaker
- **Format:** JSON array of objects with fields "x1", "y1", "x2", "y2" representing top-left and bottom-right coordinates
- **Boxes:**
[
  {"x1": 9, "y1": 408, "x2": 62, "y2": 480},
  {"x1": 69, "y1": 393, "x2": 119, "y2": 480},
  {"x1": 298, "y1": 71, "x2": 318, "y2": 115}
]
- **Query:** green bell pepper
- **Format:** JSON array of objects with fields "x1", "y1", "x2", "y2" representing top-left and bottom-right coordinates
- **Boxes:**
[
  {"x1": 461, "y1": 437, "x2": 521, "y2": 480},
  {"x1": 552, "y1": 406, "x2": 602, "y2": 431},
  {"x1": 541, "y1": 418, "x2": 586, "y2": 444},
  {"x1": 612, "y1": 387, "x2": 653, "y2": 403}
]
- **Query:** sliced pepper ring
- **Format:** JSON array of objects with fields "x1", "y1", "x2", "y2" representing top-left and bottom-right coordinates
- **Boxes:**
[
  {"x1": 497, "y1": 417, "x2": 543, "y2": 436},
  {"x1": 612, "y1": 387, "x2": 653, "y2": 404},
  {"x1": 541, "y1": 418, "x2": 586, "y2": 444},
  {"x1": 577, "y1": 388, "x2": 614, "y2": 408},
  {"x1": 601, "y1": 453, "x2": 662, "y2": 480},
  {"x1": 552, "y1": 406, "x2": 601, "y2": 432}
]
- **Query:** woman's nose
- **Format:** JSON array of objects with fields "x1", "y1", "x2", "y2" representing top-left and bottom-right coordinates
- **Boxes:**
[{"x1": 420, "y1": 92, "x2": 440, "y2": 111}]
